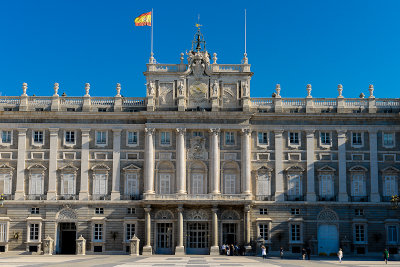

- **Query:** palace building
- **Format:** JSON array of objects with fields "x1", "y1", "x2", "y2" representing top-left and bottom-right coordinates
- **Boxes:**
[{"x1": 0, "y1": 28, "x2": 399, "y2": 257}]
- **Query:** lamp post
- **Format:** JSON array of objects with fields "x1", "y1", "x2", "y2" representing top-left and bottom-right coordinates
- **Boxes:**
[{"x1": 391, "y1": 195, "x2": 399, "y2": 209}]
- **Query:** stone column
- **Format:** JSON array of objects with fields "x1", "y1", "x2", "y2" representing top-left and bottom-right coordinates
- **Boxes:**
[
  {"x1": 369, "y1": 129, "x2": 380, "y2": 202},
  {"x1": 210, "y1": 129, "x2": 221, "y2": 194},
  {"x1": 210, "y1": 206, "x2": 219, "y2": 255},
  {"x1": 79, "y1": 129, "x2": 90, "y2": 200},
  {"x1": 111, "y1": 129, "x2": 122, "y2": 200},
  {"x1": 244, "y1": 205, "x2": 252, "y2": 253},
  {"x1": 306, "y1": 130, "x2": 316, "y2": 202},
  {"x1": 143, "y1": 206, "x2": 152, "y2": 255},
  {"x1": 274, "y1": 130, "x2": 284, "y2": 201},
  {"x1": 175, "y1": 205, "x2": 185, "y2": 255},
  {"x1": 144, "y1": 128, "x2": 155, "y2": 195},
  {"x1": 47, "y1": 128, "x2": 59, "y2": 200},
  {"x1": 176, "y1": 128, "x2": 187, "y2": 194},
  {"x1": 337, "y1": 130, "x2": 348, "y2": 202},
  {"x1": 241, "y1": 128, "x2": 251, "y2": 195},
  {"x1": 15, "y1": 128, "x2": 27, "y2": 200}
]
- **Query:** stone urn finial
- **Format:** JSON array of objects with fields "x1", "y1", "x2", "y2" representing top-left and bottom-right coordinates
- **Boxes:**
[
  {"x1": 85, "y1": 83, "x2": 90, "y2": 96},
  {"x1": 53, "y1": 83, "x2": 59, "y2": 96},
  {"x1": 275, "y1": 84, "x2": 281, "y2": 97},
  {"x1": 368, "y1": 84, "x2": 374, "y2": 98},
  {"x1": 243, "y1": 52, "x2": 248, "y2": 64},
  {"x1": 359, "y1": 92, "x2": 365, "y2": 98},
  {"x1": 180, "y1": 53, "x2": 184, "y2": 64},
  {"x1": 116, "y1": 83, "x2": 121, "y2": 97},
  {"x1": 306, "y1": 84, "x2": 312, "y2": 98},
  {"x1": 213, "y1": 53, "x2": 217, "y2": 64},
  {"x1": 22, "y1": 82, "x2": 28, "y2": 96},
  {"x1": 337, "y1": 84, "x2": 343, "y2": 98}
]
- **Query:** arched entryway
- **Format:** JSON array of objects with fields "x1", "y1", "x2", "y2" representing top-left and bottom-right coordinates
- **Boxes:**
[
  {"x1": 154, "y1": 210, "x2": 174, "y2": 255},
  {"x1": 185, "y1": 209, "x2": 210, "y2": 255},
  {"x1": 55, "y1": 207, "x2": 78, "y2": 254},
  {"x1": 317, "y1": 208, "x2": 339, "y2": 255}
]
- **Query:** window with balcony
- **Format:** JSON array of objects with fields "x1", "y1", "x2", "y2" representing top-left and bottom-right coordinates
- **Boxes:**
[
  {"x1": 224, "y1": 174, "x2": 236, "y2": 194},
  {"x1": 93, "y1": 173, "x2": 107, "y2": 196},
  {"x1": 383, "y1": 175, "x2": 397, "y2": 197},
  {"x1": 125, "y1": 173, "x2": 139, "y2": 198},
  {"x1": 61, "y1": 173, "x2": 75, "y2": 195},
  {"x1": 0, "y1": 173, "x2": 11, "y2": 195},
  {"x1": 159, "y1": 173, "x2": 171, "y2": 194},
  {"x1": 319, "y1": 174, "x2": 334, "y2": 198},
  {"x1": 29, "y1": 173, "x2": 43, "y2": 196},
  {"x1": 288, "y1": 174, "x2": 301, "y2": 197},
  {"x1": 0, "y1": 223, "x2": 7, "y2": 242},
  {"x1": 351, "y1": 174, "x2": 366, "y2": 197},
  {"x1": 256, "y1": 173, "x2": 271, "y2": 197}
]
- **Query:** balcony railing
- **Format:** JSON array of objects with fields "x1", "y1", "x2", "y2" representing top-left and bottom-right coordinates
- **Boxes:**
[
  {"x1": 144, "y1": 193, "x2": 251, "y2": 201},
  {"x1": 57, "y1": 195, "x2": 77, "y2": 200},
  {"x1": 91, "y1": 194, "x2": 111, "y2": 200},
  {"x1": 255, "y1": 195, "x2": 275, "y2": 201},
  {"x1": 317, "y1": 195, "x2": 337, "y2": 202},
  {"x1": 122, "y1": 194, "x2": 143, "y2": 200},
  {"x1": 350, "y1": 196, "x2": 369, "y2": 202},
  {"x1": 286, "y1": 195, "x2": 305, "y2": 201},
  {"x1": 26, "y1": 194, "x2": 47, "y2": 200}
]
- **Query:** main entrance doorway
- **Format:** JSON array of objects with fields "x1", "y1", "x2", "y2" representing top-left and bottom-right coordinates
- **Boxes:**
[
  {"x1": 59, "y1": 222, "x2": 76, "y2": 254},
  {"x1": 186, "y1": 222, "x2": 209, "y2": 254},
  {"x1": 156, "y1": 223, "x2": 173, "y2": 254},
  {"x1": 222, "y1": 223, "x2": 237, "y2": 245},
  {"x1": 318, "y1": 224, "x2": 339, "y2": 255}
]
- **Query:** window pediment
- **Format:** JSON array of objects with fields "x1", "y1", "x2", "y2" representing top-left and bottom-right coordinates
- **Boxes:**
[
  {"x1": 382, "y1": 166, "x2": 400, "y2": 174},
  {"x1": 123, "y1": 164, "x2": 141, "y2": 172},
  {"x1": 27, "y1": 163, "x2": 47, "y2": 171},
  {"x1": 91, "y1": 164, "x2": 110, "y2": 171},
  {"x1": 0, "y1": 164, "x2": 14, "y2": 172},
  {"x1": 317, "y1": 165, "x2": 336, "y2": 173},
  {"x1": 257, "y1": 166, "x2": 273, "y2": 173},
  {"x1": 349, "y1": 165, "x2": 368, "y2": 172},
  {"x1": 285, "y1": 165, "x2": 304, "y2": 172},
  {"x1": 59, "y1": 164, "x2": 79, "y2": 173}
]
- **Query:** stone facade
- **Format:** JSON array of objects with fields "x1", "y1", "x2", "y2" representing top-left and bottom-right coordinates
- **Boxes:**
[{"x1": 0, "y1": 29, "x2": 399, "y2": 256}]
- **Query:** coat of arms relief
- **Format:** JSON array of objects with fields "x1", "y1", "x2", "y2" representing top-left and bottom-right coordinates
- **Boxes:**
[{"x1": 188, "y1": 136, "x2": 208, "y2": 160}]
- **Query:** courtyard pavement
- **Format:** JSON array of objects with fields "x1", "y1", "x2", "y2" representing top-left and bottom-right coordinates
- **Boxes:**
[{"x1": 0, "y1": 255, "x2": 397, "y2": 267}]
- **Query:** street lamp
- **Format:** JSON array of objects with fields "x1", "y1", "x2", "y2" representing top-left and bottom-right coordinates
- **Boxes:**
[{"x1": 391, "y1": 195, "x2": 399, "y2": 209}]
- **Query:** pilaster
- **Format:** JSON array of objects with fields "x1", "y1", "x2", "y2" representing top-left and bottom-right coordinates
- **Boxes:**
[
  {"x1": 306, "y1": 130, "x2": 316, "y2": 202},
  {"x1": 337, "y1": 130, "x2": 348, "y2": 202},
  {"x1": 144, "y1": 128, "x2": 155, "y2": 195},
  {"x1": 244, "y1": 205, "x2": 252, "y2": 253},
  {"x1": 210, "y1": 206, "x2": 219, "y2": 255},
  {"x1": 142, "y1": 206, "x2": 152, "y2": 255},
  {"x1": 209, "y1": 129, "x2": 220, "y2": 194},
  {"x1": 79, "y1": 129, "x2": 90, "y2": 200},
  {"x1": 47, "y1": 128, "x2": 59, "y2": 200},
  {"x1": 15, "y1": 128, "x2": 27, "y2": 200},
  {"x1": 241, "y1": 128, "x2": 251, "y2": 195},
  {"x1": 176, "y1": 128, "x2": 186, "y2": 194},
  {"x1": 369, "y1": 129, "x2": 380, "y2": 202},
  {"x1": 111, "y1": 129, "x2": 122, "y2": 200},
  {"x1": 175, "y1": 205, "x2": 185, "y2": 255},
  {"x1": 274, "y1": 130, "x2": 284, "y2": 201}
]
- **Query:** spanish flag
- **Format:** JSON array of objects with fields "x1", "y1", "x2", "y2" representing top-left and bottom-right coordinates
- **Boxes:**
[{"x1": 135, "y1": 11, "x2": 152, "y2": 26}]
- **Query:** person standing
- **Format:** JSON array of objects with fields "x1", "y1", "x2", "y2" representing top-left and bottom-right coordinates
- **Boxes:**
[
  {"x1": 261, "y1": 245, "x2": 267, "y2": 260},
  {"x1": 280, "y1": 247, "x2": 284, "y2": 259},
  {"x1": 306, "y1": 247, "x2": 311, "y2": 260},
  {"x1": 337, "y1": 248, "x2": 343, "y2": 263},
  {"x1": 302, "y1": 248, "x2": 306, "y2": 260},
  {"x1": 383, "y1": 248, "x2": 389, "y2": 264}
]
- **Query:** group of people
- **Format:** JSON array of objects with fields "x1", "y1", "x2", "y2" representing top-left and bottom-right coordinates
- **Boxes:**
[
  {"x1": 301, "y1": 247, "x2": 312, "y2": 260},
  {"x1": 221, "y1": 244, "x2": 245, "y2": 256}
]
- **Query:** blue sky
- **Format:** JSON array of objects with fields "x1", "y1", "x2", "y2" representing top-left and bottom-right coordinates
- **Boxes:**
[{"x1": 1, "y1": 0, "x2": 399, "y2": 98}]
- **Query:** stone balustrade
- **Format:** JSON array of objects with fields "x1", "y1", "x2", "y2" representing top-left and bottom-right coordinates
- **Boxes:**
[{"x1": 143, "y1": 193, "x2": 252, "y2": 201}]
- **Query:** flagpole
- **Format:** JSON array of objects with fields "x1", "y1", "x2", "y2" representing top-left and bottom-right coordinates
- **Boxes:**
[
  {"x1": 150, "y1": 8, "x2": 154, "y2": 63},
  {"x1": 244, "y1": 9, "x2": 247, "y2": 55}
]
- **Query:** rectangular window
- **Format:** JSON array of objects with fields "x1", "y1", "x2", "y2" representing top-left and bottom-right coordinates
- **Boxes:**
[
  {"x1": 159, "y1": 174, "x2": 171, "y2": 194},
  {"x1": 352, "y1": 175, "x2": 366, "y2": 196},
  {"x1": 125, "y1": 173, "x2": 138, "y2": 197},
  {"x1": 352, "y1": 132, "x2": 363, "y2": 146},
  {"x1": 95, "y1": 208, "x2": 104, "y2": 214},
  {"x1": 383, "y1": 175, "x2": 397, "y2": 196},
  {"x1": 259, "y1": 224, "x2": 269, "y2": 241},
  {"x1": 0, "y1": 223, "x2": 6, "y2": 242},
  {"x1": 96, "y1": 131, "x2": 107, "y2": 145},
  {"x1": 355, "y1": 209, "x2": 364, "y2": 216},
  {"x1": 258, "y1": 132, "x2": 268, "y2": 145},
  {"x1": 65, "y1": 131, "x2": 75, "y2": 144},
  {"x1": 94, "y1": 223, "x2": 103, "y2": 241},
  {"x1": 288, "y1": 174, "x2": 301, "y2": 196},
  {"x1": 191, "y1": 174, "x2": 204, "y2": 194},
  {"x1": 355, "y1": 224, "x2": 365, "y2": 242},
  {"x1": 291, "y1": 224, "x2": 301, "y2": 241},
  {"x1": 126, "y1": 223, "x2": 135, "y2": 241},
  {"x1": 29, "y1": 174, "x2": 43, "y2": 195},
  {"x1": 31, "y1": 207, "x2": 39, "y2": 214},
  {"x1": 127, "y1": 131, "x2": 138, "y2": 145},
  {"x1": 320, "y1": 132, "x2": 331, "y2": 145},
  {"x1": 383, "y1": 133, "x2": 394, "y2": 147},
  {"x1": 33, "y1": 131, "x2": 43, "y2": 144},
  {"x1": 224, "y1": 174, "x2": 236, "y2": 194},
  {"x1": 1, "y1": 131, "x2": 11, "y2": 144},
  {"x1": 291, "y1": 208, "x2": 300, "y2": 215},
  {"x1": 127, "y1": 208, "x2": 136, "y2": 215},
  {"x1": 160, "y1": 132, "x2": 171, "y2": 145},
  {"x1": 259, "y1": 208, "x2": 268, "y2": 215},
  {"x1": 193, "y1": 131, "x2": 203, "y2": 137},
  {"x1": 319, "y1": 175, "x2": 334, "y2": 197},
  {"x1": 0, "y1": 173, "x2": 11, "y2": 195},
  {"x1": 29, "y1": 223, "x2": 39, "y2": 241},
  {"x1": 388, "y1": 225, "x2": 398, "y2": 243},
  {"x1": 257, "y1": 174, "x2": 270, "y2": 196},
  {"x1": 93, "y1": 174, "x2": 107, "y2": 195},
  {"x1": 61, "y1": 174, "x2": 75, "y2": 195},
  {"x1": 225, "y1": 132, "x2": 235, "y2": 145},
  {"x1": 289, "y1": 132, "x2": 300, "y2": 145}
]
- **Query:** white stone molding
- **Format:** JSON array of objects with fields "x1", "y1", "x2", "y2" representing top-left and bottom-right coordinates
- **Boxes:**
[
  {"x1": 209, "y1": 128, "x2": 220, "y2": 194},
  {"x1": 317, "y1": 208, "x2": 339, "y2": 226},
  {"x1": 56, "y1": 207, "x2": 78, "y2": 222},
  {"x1": 221, "y1": 210, "x2": 240, "y2": 221},
  {"x1": 155, "y1": 210, "x2": 174, "y2": 220},
  {"x1": 79, "y1": 129, "x2": 90, "y2": 200},
  {"x1": 185, "y1": 209, "x2": 209, "y2": 221},
  {"x1": 111, "y1": 129, "x2": 122, "y2": 200},
  {"x1": 241, "y1": 128, "x2": 251, "y2": 195},
  {"x1": 144, "y1": 128, "x2": 155, "y2": 195},
  {"x1": 176, "y1": 128, "x2": 186, "y2": 194}
]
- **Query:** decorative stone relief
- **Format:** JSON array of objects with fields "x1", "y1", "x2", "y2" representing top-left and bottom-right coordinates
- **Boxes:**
[
  {"x1": 188, "y1": 137, "x2": 207, "y2": 160},
  {"x1": 159, "y1": 83, "x2": 174, "y2": 105},
  {"x1": 155, "y1": 210, "x2": 174, "y2": 220},
  {"x1": 56, "y1": 207, "x2": 78, "y2": 221},
  {"x1": 177, "y1": 81, "x2": 185, "y2": 97},
  {"x1": 317, "y1": 208, "x2": 339, "y2": 222},
  {"x1": 212, "y1": 80, "x2": 219, "y2": 97},
  {"x1": 147, "y1": 81, "x2": 155, "y2": 96},
  {"x1": 222, "y1": 84, "x2": 238, "y2": 108},
  {"x1": 186, "y1": 209, "x2": 209, "y2": 221},
  {"x1": 221, "y1": 210, "x2": 240, "y2": 220}
]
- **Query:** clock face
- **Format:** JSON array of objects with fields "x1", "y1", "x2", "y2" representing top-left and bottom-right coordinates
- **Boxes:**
[{"x1": 189, "y1": 82, "x2": 208, "y2": 101}]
